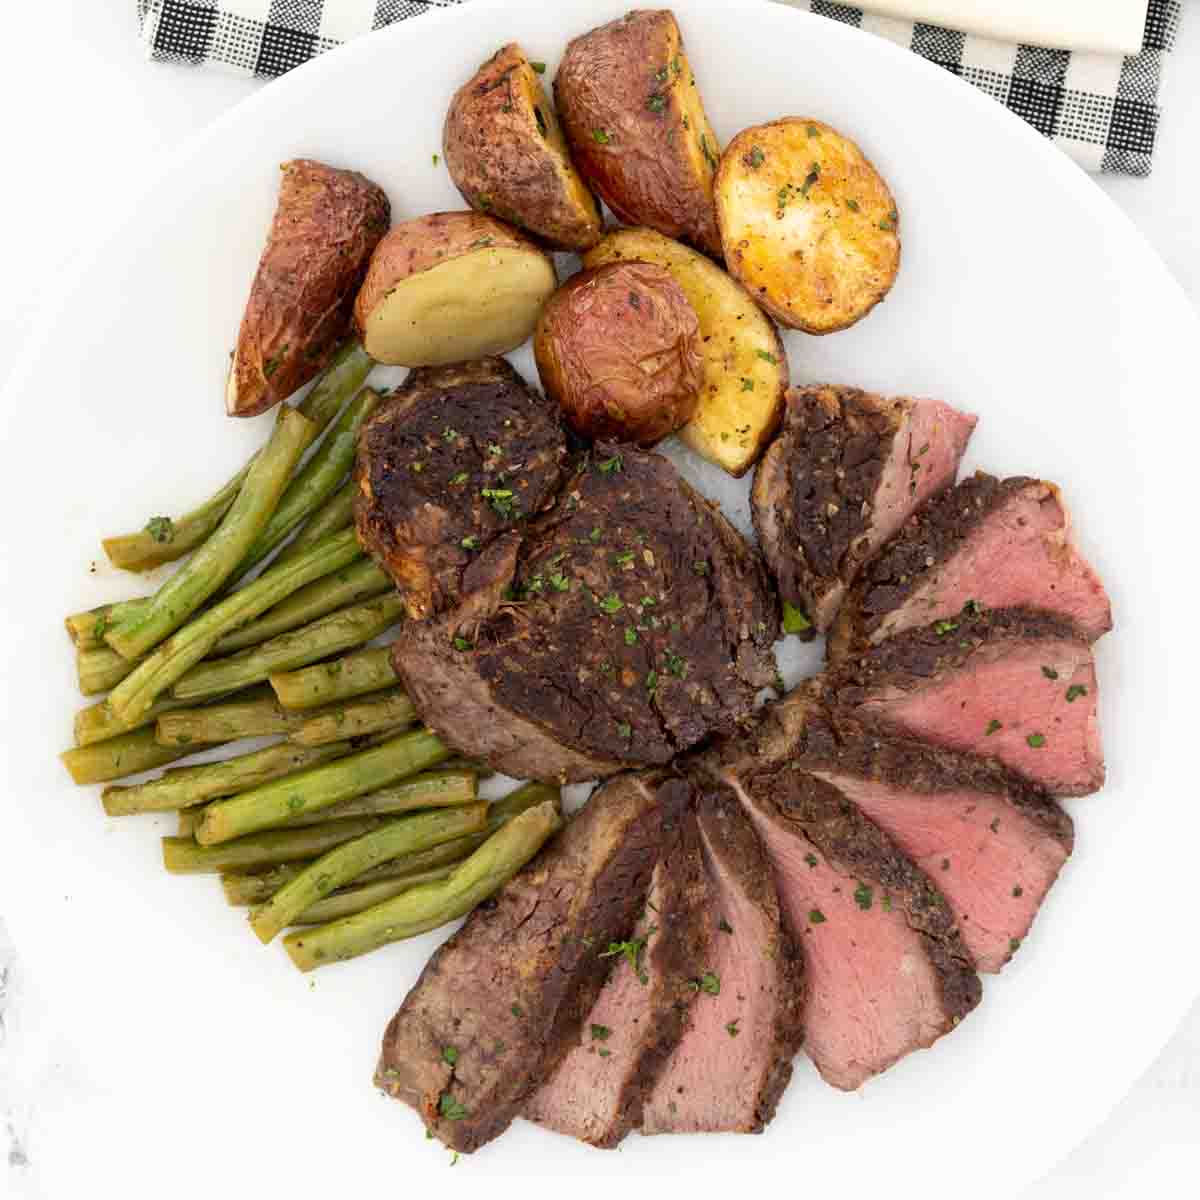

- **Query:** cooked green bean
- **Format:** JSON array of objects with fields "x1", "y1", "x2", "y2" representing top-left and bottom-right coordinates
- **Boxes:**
[
  {"x1": 295, "y1": 340, "x2": 376, "y2": 428},
  {"x1": 106, "y1": 527, "x2": 360, "y2": 723},
  {"x1": 77, "y1": 646, "x2": 139, "y2": 696},
  {"x1": 106, "y1": 408, "x2": 314, "y2": 660},
  {"x1": 283, "y1": 801, "x2": 562, "y2": 971},
  {"x1": 273, "y1": 480, "x2": 356, "y2": 567},
  {"x1": 292, "y1": 869, "x2": 459, "y2": 925},
  {"x1": 171, "y1": 594, "x2": 403, "y2": 705},
  {"x1": 269, "y1": 646, "x2": 398, "y2": 711},
  {"x1": 196, "y1": 729, "x2": 449, "y2": 845},
  {"x1": 154, "y1": 690, "x2": 303, "y2": 746},
  {"x1": 75, "y1": 695, "x2": 194, "y2": 747},
  {"x1": 213, "y1": 559, "x2": 390, "y2": 655},
  {"x1": 250, "y1": 803, "x2": 488, "y2": 943},
  {"x1": 66, "y1": 599, "x2": 151, "y2": 650},
  {"x1": 280, "y1": 769, "x2": 476, "y2": 826},
  {"x1": 287, "y1": 688, "x2": 416, "y2": 747},
  {"x1": 61, "y1": 729, "x2": 213, "y2": 786},
  {"x1": 162, "y1": 816, "x2": 385, "y2": 875}
]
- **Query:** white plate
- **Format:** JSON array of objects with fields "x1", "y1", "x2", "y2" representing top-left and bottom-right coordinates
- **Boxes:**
[{"x1": 0, "y1": 1, "x2": 1197, "y2": 1195}]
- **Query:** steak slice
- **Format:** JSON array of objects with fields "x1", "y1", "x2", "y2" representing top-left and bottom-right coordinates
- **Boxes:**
[
  {"x1": 739, "y1": 693, "x2": 1074, "y2": 972},
  {"x1": 355, "y1": 357, "x2": 567, "y2": 619},
  {"x1": 697, "y1": 740, "x2": 981, "y2": 1091},
  {"x1": 375, "y1": 770, "x2": 678, "y2": 1153},
  {"x1": 524, "y1": 795, "x2": 709, "y2": 1147},
  {"x1": 643, "y1": 785, "x2": 805, "y2": 1134},
  {"x1": 820, "y1": 607, "x2": 1104, "y2": 797},
  {"x1": 752, "y1": 385, "x2": 976, "y2": 633},
  {"x1": 829, "y1": 473, "x2": 1112, "y2": 659},
  {"x1": 392, "y1": 443, "x2": 780, "y2": 783}
]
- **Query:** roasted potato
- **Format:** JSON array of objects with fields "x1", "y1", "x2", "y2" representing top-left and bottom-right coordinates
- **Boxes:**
[
  {"x1": 554, "y1": 10, "x2": 721, "y2": 258},
  {"x1": 353, "y1": 211, "x2": 557, "y2": 367},
  {"x1": 226, "y1": 159, "x2": 390, "y2": 417},
  {"x1": 715, "y1": 118, "x2": 900, "y2": 334},
  {"x1": 584, "y1": 227, "x2": 788, "y2": 476},
  {"x1": 534, "y1": 261, "x2": 703, "y2": 445},
  {"x1": 444, "y1": 43, "x2": 603, "y2": 252}
]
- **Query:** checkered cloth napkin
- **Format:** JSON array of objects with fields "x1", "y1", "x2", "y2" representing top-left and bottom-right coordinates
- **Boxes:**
[{"x1": 136, "y1": 0, "x2": 1180, "y2": 176}]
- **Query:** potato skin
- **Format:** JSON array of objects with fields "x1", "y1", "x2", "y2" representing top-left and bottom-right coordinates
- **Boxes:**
[
  {"x1": 554, "y1": 10, "x2": 722, "y2": 258},
  {"x1": 534, "y1": 261, "x2": 703, "y2": 446},
  {"x1": 227, "y1": 159, "x2": 389, "y2": 418},
  {"x1": 715, "y1": 118, "x2": 900, "y2": 334},
  {"x1": 444, "y1": 43, "x2": 603, "y2": 252}
]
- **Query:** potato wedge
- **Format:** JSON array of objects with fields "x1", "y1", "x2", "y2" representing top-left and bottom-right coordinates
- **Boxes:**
[
  {"x1": 352, "y1": 211, "x2": 557, "y2": 367},
  {"x1": 715, "y1": 118, "x2": 900, "y2": 334},
  {"x1": 226, "y1": 159, "x2": 389, "y2": 418},
  {"x1": 584, "y1": 227, "x2": 788, "y2": 475},
  {"x1": 534, "y1": 261, "x2": 703, "y2": 446},
  {"x1": 444, "y1": 43, "x2": 603, "y2": 252},
  {"x1": 555, "y1": 10, "x2": 721, "y2": 257}
]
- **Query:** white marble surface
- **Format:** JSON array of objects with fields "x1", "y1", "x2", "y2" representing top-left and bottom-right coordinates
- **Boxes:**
[{"x1": 1, "y1": 3, "x2": 1197, "y2": 1195}]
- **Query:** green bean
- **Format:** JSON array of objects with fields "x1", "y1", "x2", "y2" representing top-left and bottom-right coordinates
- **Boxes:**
[
  {"x1": 269, "y1": 646, "x2": 398, "y2": 711},
  {"x1": 232, "y1": 388, "x2": 378, "y2": 578},
  {"x1": 272, "y1": 480, "x2": 356, "y2": 567},
  {"x1": 61, "y1": 729, "x2": 214, "y2": 786},
  {"x1": 213, "y1": 559, "x2": 390, "y2": 655},
  {"x1": 177, "y1": 806, "x2": 207, "y2": 837},
  {"x1": 154, "y1": 689, "x2": 303, "y2": 746},
  {"x1": 295, "y1": 340, "x2": 375, "y2": 428},
  {"x1": 106, "y1": 408, "x2": 314, "y2": 660},
  {"x1": 280, "y1": 769, "x2": 476, "y2": 826},
  {"x1": 196, "y1": 729, "x2": 450, "y2": 845},
  {"x1": 249, "y1": 803, "x2": 488, "y2": 942},
  {"x1": 106, "y1": 527, "x2": 360, "y2": 723},
  {"x1": 66, "y1": 599, "x2": 151, "y2": 650},
  {"x1": 77, "y1": 646, "x2": 139, "y2": 696},
  {"x1": 283, "y1": 801, "x2": 562, "y2": 971},
  {"x1": 75, "y1": 695, "x2": 194, "y2": 747},
  {"x1": 102, "y1": 739, "x2": 350, "y2": 816},
  {"x1": 162, "y1": 817, "x2": 385, "y2": 875},
  {"x1": 292, "y1": 869, "x2": 459, "y2": 925},
  {"x1": 287, "y1": 688, "x2": 415, "y2": 747},
  {"x1": 171, "y1": 593, "x2": 403, "y2": 704}
]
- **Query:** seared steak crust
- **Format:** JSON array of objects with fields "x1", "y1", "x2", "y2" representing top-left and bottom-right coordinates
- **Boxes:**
[
  {"x1": 375, "y1": 770, "x2": 677, "y2": 1153},
  {"x1": 355, "y1": 357, "x2": 567, "y2": 619},
  {"x1": 393, "y1": 443, "x2": 779, "y2": 782}
]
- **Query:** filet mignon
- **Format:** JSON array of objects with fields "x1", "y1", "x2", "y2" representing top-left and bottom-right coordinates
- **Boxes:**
[
  {"x1": 643, "y1": 784, "x2": 806, "y2": 1134},
  {"x1": 731, "y1": 692, "x2": 1074, "y2": 973},
  {"x1": 820, "y1": 606, "x2": 1104, "y2": 797},
  {"x1": 391, "y1": 443, "x2": 780, "y2": 783},
  {"x1": 752, "y1": 385, "x2": 976, "y2": 633},
  {"x1": 374, "y1": 769, "x2": 678, "y2": 1153},
  {"x1": 829, "y1": 472, "x2": 1112, "y2": 659},
  {"x1": 354, "y1": 357, "x2": 567, "y2": 619},
  {"x1": 697, "y1": 737, "x2": 981, "y2": 1090},
  {"x1": 524, "y1": 792, "x2": 710, "y2": 1147}
]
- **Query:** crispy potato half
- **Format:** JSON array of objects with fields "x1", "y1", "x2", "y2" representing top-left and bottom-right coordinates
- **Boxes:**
[
  {"x1": 534, "y1": 260, "x2": 704, "y2": 446},
  {"x1": 352, "y1": 211, "x2": 557, "y2": 367},
  {"x1": 444, "y1": 43, "x2": 603, "y2": 252},
  {"x1": 584, "y1": 227, "x2": 788, "y2": 475},
  {"x1": 227, "y1": 159, "x2": 389, "y2": 417},
  {"x1": 555, "y1": 10, "x2": 722, "y2": 257},
  {"x1": 715, "y1": 118, "x2": 901, "y2": 334}
]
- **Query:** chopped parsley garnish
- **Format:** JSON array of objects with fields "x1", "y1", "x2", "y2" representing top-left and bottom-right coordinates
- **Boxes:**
[
  {"x1": 645, "y1": 669, "x2": 659, "y2": 697},
  {"x1": 725, "y1": 1020, "x2": 740, "y2": 1038},
  {"x1": 881, "y1": 894, "x2": 893, "y2": 912},
  {"x1": 663, "y1": 649, "x2": 688, "y2": 678},
  {"x1": 933, "y1": 618, "x2": 958, "y2": 636},
  {"x1": 549, "y1": 572, "x2": 569, "y2": 592},
  {"x1": 601, "y1": 928, "x2": 654, "y2": 984},
  {"x1": 589, "y1": 526, "x2": 603, "y2": 543},
  {"x1": 804, "y1": 852, "x2": 818, "y2": 869},
  {"x1": 808, "y1": 909, "x2": 826, "y2": 925},
  {"x1": 438, "y1": 1094, "x2": 468, "y2": 1121},
  {"x1": 718, "y1": 917, "x2": 733, "y2": 934},
  {"x1": 853, "y1": 882, "x2": 873, "y2": 911},
  {"x1": 1066, "y1": 684, "x2": 1088, "y2": 703},
  {"x1": 487, "y1": 442, "x2": 502, "y2": 456},
  {"x1": 986, "y1": 719, "x2": 1003, "y2": 736},
  {"x1": 442, "y1": 426, "x2": 458, "y2": 441},
  {"x1": 747, "y1": 145, "x2": 765, "y2": 169},
  {"x1": 624, "y1": 627, "x2": 638, "y2": 646},
  {"x1": 511, "y1": 1003, "x2": 523, "y2": 1018},
  {"x1": 700, "y1": 134, "x2": 718, "y2": 170},
  {"x1": 449, "y1": 472, "x2": 468, "y2": 485},
  {"x1": 692, "y1": 560, "x2": 709, "y2": 575},
  {"x1": 1041, "y1": 666, "x2": 1059, "y2": 680},
  {"x1": 754, "y1": 349, "x2": 778, "y2": 363},
  {"x1": 432, "y1": 153, "x2": 439, "y2": 166},
  {"x1": 647, "y1": 92, "x2": 667, "y2": 112},
  {"x1": 597, "y1": 593, "x2": 623, "y2": 614},
  {"x1": 879, "y1": 209, "x2": 898, "y2": 231},
  {"x1": 1026, "y1": 733, "x2": 1046, "y2": 748},
  {"x1": 740, "y1": 378, "x2": 754, "y2": 392},
  {"x1": 1009, "y1": 938, "x2": 1022, "y2": 953},
  {"x1": 614, "y1": 550, "x2": 635, "y2": 566},
  {"x1": 617, "y1": 721, "x2": 632, "y2": 740},
  {"x1": 782, "y1": 601, "x2": 811, "y2": 635},
  {"x1": 597, "y1": 454, "x2": 623, "y2": 474},
  {"x1": 530, "y1": 60, "x2": 546, "y2": 73},
  {"x1": 845, "y1": 197, "x2": 860, "y2": 212},
  {"x1": 961, "y1": 598, "x2": 983, "y2": 615},
  {"x1": 799, "y1": 161, "x2": 821, "y2": 197},
  {"x1": 442, "y1": 1046, "x2": 459, "y2": 1066},
  {"x1": 806, "y1": 124, "x2": 819, "y2": 137},
  {"x1": 263, "y1": 347, "x2": 287, "y2": 379},
  {"x1": 592, "y1": 128, "x2": 611, "y2": 144},
  {"x1": 697, "y1": 971, "x2": 720, "y2": 995},
  {"x1": 467, "y1": 236, "x2": 494, "y2": 249},
  {"x1": 145, "y1": 516, "x2": 175, "y2": 544},
  {"x1": 452, "y1": 636, "x2": 473, "y2": 652},
  {"x1": 590, "y1": 1024, "x2": 612, "y2": 1041},
  {"x1": 481, "y1": 487, "x2": 516, "y2": 518},
  {"x1": 655, "y1": 65, "x2": 669, "y2": 83},
  {"x1": 598, "y1": 1048, "x2": 612, "y2": 1058},
  {"x1": 460, "y1": 536, "x2": 479, "y2": 550}
]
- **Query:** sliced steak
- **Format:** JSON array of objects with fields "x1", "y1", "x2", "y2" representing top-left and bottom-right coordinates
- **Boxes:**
[
  {"x1": 820, "y1": 607, "x2": 1104, "y2": 797},
  {"x1": 355, "y1": 357, "x2": 567, "y2": 619},
  {"x1": 829, "y1": 473, "x2": 1112, "y2": 659},
  {"x1": 524, "y1": 796, "x2": 709, "y2": 1147},
  {"x1": 737, "y1": 693, "x2": 1073, "y2": 972},
  {"x1": 752, "y1": 385, "x2": 976, "y2": 633},
  {"x1": 697, "y1": 738, "x2": 981, "y2": 1091},
  {"x1": 375, "y1": 770, "x2": 679, "y2": 1153},
  {"x1": 392, "y1": 443, "x2": 780, "y2": 783},
  {"x1": 643, "y1": 785, "x2": 805, "y2": 1134}
]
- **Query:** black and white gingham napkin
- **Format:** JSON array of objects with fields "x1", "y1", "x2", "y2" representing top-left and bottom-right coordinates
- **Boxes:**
[{"x1": 135, "y1": 0, "x2": 1181, "y2": 177}]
